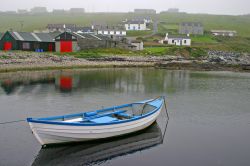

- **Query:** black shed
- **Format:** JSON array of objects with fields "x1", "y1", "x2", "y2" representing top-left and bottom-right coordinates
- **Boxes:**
[{"x1": 0, "y1": 31, "x2": 55, "y2": 52}]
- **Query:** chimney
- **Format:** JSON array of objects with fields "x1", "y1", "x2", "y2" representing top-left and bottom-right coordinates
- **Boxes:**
[{"x1": 165, "y1": 33, "x2": 169, "y2": 41}]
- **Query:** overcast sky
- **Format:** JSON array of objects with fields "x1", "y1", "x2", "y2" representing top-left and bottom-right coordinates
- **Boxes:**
[{"x1": 1, "y1": 0, "x2": 250, "y2": 15}]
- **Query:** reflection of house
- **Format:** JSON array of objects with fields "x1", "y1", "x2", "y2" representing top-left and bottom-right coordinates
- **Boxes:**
[
  {"x1": 211, "y1": 30, "x2": 237, "y2": 37},
  {"x1": 165, "y1": 33, "x2": 191, "y2": 46},
  {"x1": 134, "y1": 9, "x2": 156, "y2": 14},
  {"x1": 179, "y1": 22, "x2": 204, "y2": 35},
  {"x1": 0, "y1": 31, "x2": 55, "y2": 51},
  {"x1": 124, "y1": 20, "x2": 147, "y2": 31},
  {"x1": 55, "y1": 75, "x2": 80, "y2": 91}
]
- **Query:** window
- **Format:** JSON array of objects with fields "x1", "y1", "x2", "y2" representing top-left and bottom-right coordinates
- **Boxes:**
[
  {"x1": 184, "y1": 40, "x2": 186, "y2": 44},
  {"x1": 22, "y1": 42, "x2": 30, "y2": 49}
]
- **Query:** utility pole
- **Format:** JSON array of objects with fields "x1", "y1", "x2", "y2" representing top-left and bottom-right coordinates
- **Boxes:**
[{"x1": 19, "y1": 21, "x2": 24, "y2": 31}]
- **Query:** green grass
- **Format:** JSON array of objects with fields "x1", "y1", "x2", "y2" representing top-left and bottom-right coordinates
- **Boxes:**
[
  {"x1": 143, "y1": 47, "x2": 169, "y2": 55},
  {"x1": 1, "y1": 13, "x2": 250, "y2": 37},
  {"x1": 191, "y1": 35, "x2": 218, "y2": 44},
  {"x1": 127, "y1": 30, "x2": 153, "y2": 37}
]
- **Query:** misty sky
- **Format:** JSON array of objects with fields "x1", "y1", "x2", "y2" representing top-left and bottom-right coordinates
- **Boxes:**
[{"x1": 1, "y1": 0, "x2": 250, "y2": 15}]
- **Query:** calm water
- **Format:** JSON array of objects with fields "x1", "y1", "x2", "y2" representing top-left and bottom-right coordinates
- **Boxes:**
[{"x1": 0, "y1": 68, "x2": 249, "y2": 166}]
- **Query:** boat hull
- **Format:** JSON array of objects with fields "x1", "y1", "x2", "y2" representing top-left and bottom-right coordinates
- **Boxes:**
[{"x1": 29, "y1": 105, "x2": 162, "y2": 145}]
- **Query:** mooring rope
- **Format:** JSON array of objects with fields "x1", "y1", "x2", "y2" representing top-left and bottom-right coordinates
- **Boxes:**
[{"x1": 0, "y1": 119, "x2": 25, "y2": 125}]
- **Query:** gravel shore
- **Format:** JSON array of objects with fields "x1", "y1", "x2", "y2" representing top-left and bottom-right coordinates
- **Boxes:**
[{"x1": 0, "y1": 51, "x2": 250, "y2": 72}]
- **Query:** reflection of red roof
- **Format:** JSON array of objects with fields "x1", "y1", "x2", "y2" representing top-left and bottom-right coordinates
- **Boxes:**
[
  {"x1": 60, "y1": 76, "x2": 72, "y2": 90},
  {"x1": 3, "y1": 80, "x2": 12, "y2": 85}
]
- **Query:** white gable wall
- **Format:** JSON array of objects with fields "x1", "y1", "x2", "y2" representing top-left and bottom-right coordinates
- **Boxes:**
[
  {"x1": 125, "y1": 23, "x2": 147, "y2": 31},
  {"x1": 167, "y1": 38, "x2": 191, "y2": 46}
]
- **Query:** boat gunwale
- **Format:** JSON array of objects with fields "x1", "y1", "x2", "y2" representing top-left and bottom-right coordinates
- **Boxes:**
[{"x1": 27, "y1": 99, "x2": 163, "y2": 126}]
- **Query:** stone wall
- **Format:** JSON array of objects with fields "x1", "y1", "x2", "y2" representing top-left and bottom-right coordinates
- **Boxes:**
[{"x1": 77, "y1": 38, "x2": 115, "y2": 50}]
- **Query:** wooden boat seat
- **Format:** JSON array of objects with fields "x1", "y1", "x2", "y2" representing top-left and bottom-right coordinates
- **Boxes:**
[
  {"x1": 114, "y1": 112, "x2": 132, "y2": 119},
  {"x1": 64, "y1": 118, "x2": 83, "y2": 123},
  {"x1": 64, "y1": 110, "x2": 127, "y2": 123},
  {"x1": 89, "y1": 116, "x2": 117, "y2": 123}
]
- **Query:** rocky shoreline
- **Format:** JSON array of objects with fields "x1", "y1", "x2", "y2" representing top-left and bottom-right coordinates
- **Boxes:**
[{"x1": 0, "y1": 51, "x2": 250, "y2": 72}]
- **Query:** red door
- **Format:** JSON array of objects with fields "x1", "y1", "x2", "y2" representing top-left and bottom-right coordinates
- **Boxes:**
[
  {"x1": 60, "y1": 41, "x2": 72, "y2": 53},
  {"x1": 3, "y1": 42, "x2": 12, "y2": 51},
  {"x1": 48, "y1": 43, "x2": 53, "y2": 52}
]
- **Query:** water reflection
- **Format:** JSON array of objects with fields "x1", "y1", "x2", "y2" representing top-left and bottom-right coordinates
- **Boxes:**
[
  {"x1": 32, "y1": 123, "x2": 163, "y2": 166},
  {"x1": 0, "y1": 69, "x2": 250, "y2": 96},
  {"x1": 55, "y1": 75, "x2": 79, "y2": 92},
  {"x1": 0, "y1": 69, "x2": 193, "y2": 95}
]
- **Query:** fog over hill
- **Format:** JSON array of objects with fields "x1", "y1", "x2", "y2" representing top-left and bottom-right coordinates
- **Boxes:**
[{"x1": 0, "y1": 0, "x2": 250, "y2": 15}]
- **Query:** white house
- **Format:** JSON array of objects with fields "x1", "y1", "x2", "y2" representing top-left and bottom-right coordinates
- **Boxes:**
[
  {"x1": 211, "y1": 30, "x2": 237, "y2": 37},
  {"x1": 124, "y1": 20, "x2": 147, "y2": 31},
  {"x1": 93, "y1": 25, "x2": 126, "y2": 37},
  {"x1": 165, "y1": 33, "x2": 191, "y2": 46}
]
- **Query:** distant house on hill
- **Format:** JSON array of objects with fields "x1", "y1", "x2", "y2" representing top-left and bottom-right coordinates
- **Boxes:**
[
  {"x1": 167, "y1": 8, "x2": 179, "y2": 13},
  {"x1": 30, "y1": 7, "x2": 47, "y2": 14},
  {"x1": 211, "y1": 30, "x2": 237, "y2": 37},
  {"x1": 17, "y1": 9, "x2": 28, "y2": 14},
  {"x1": 131, "y1": 16, "x2": 153, "y2": 24},
  {"x1": 179, "y1": 22, "x2": 204, "y2": 35},
  {"x1": 164, "y1": 33, "x2": 191, "y2": 46},
  {"x1": 69, "y1": 8, "x2": 85, "y2": 13},
  {"x1": 134, "y1": 9, "x2": 156, "y2": 14},
  {"x1": 52, "y1": 9, "x2": 66, "y2": 14},
  {"x1": 124, "y1": 20, "x2": 147, "y2": 31}
]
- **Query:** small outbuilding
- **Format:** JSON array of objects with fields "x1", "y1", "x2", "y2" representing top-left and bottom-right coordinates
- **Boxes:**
[
  {"x1": 211, "y1": 30, "x2": 237, "y2": 37},
  {"x1": 54, "y1": 32, "x2": 78, "y2": 53},
  {"x1": 130, "y1": 40, "x2": 144, "y2": 51}
]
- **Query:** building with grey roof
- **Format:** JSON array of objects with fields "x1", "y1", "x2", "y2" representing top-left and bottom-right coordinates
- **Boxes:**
[
  {"x1": 134, "y1": 9, "x2": 156, "y2": 14},
  {"x1": 95, "y1": 25, "x2": 126, "y2": 38},
  {"x1": 30, "y1": 7, "x2": 47, "y2": 14},
  {"x1": 165, "y1": 33, "x2": 191, "y2": 46},
  {"x1": 179, "y1": 22, "x2": 204, "y2": 35},
  {"x1": 69, "y1": 8, "x2": 85, "y2": 14},
  {"x1": 0, "y1": 31, "x2": 55, "y2": 51}
]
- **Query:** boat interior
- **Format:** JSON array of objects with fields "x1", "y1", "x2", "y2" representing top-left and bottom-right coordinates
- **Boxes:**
[{"x1": 38, "y1": 102, "x2": 158, "y2": 124}]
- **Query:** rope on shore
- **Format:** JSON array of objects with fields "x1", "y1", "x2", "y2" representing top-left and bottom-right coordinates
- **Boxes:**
[{"x1": 0, "y1": 119, "x2": 25, "y2": 125}]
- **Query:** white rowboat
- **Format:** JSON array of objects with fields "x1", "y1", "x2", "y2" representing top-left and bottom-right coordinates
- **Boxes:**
[{"x1": 27, "y1": 96, "x2": 166, "y2": 146}]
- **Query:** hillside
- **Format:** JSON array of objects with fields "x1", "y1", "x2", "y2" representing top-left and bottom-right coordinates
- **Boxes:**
[{"x1": 0, "y1": 13, "x2": 250, "y2": 37}]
